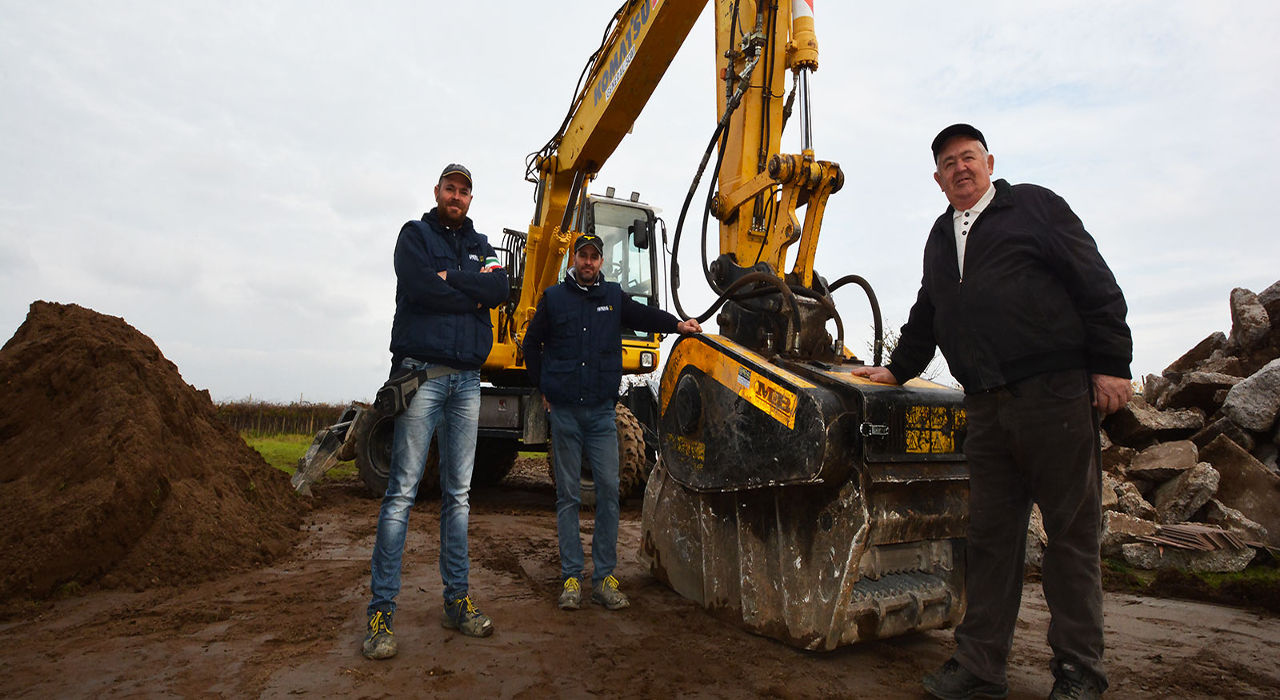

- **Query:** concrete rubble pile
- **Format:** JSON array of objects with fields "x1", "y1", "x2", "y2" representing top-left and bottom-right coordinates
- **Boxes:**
[{"x1": 1027, "y1": 280, "x2": 1280, "y2": 574}]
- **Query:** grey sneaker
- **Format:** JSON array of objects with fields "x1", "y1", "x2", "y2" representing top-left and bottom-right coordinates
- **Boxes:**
[
  {"x1": 1049, "y1": 661, "x2": 1104, "y2": 700},
  {"x1": 558, "y1": 576, "x2": 582, "y2": 610},
  {"x1": 441, "y1": 595, "x2": 494, "y2": 637},
  {"x1": 361, "y1": 610, "x2": 397, "y2": 660},
  {"x1": 922, "y1": 658, "x2": 1008, "y2": 699},
  {"x1": 590, "y1": 575, "x2": 630, "y2": 610}
]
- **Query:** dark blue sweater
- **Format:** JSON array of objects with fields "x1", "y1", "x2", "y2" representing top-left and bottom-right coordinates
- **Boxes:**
[
  {"x1": 389, "y1": 209, "x2": 509, "y2": 372},
  {"x1": 523, "y1": 274, "x2": 680, "y2": 406}
]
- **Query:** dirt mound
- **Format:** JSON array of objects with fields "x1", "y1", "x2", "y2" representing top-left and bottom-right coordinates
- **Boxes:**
[{"x1": 0, "y1": 301, "x2": 303, "y2": 600}]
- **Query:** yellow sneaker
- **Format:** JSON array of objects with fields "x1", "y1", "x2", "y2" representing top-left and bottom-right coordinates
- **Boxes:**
[
  {"x1": 591, "y1": 575, "x2": 630, "y2": 610},
  {"x1": 440, "y1": 595, "x2": 494, "y2": 637},
  {"x1": 361, "y1": 610, "x2": 397, "y2": 660},
  {"x1": 559, "y1": 576, "x2": 582, "y2": 610}
]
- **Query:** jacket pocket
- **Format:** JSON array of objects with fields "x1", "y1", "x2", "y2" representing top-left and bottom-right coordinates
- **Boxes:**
[{"x1": 472, "y1": 310, "x2": 494, "y2": 363}]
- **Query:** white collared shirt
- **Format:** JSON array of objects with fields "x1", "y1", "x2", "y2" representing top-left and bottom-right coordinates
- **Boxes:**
[{"x1": 951, "y1": 183, "x2": 996, "y2": 278}]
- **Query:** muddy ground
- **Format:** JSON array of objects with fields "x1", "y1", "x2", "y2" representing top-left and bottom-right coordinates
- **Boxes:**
[{"x1": 1, "y1": 460, "x2": 1277, "y2": 699}]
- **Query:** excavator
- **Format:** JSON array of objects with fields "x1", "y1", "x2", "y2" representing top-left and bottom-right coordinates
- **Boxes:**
[
  {"x1": 296, "y1": 0, "x2": 970, "y2": 649},
  {"x1": 528, "y1": 0, "x2": 971, "y2": 650}
]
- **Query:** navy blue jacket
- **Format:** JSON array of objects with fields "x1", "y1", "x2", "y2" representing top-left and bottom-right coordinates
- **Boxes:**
[
  {"x1": 389, "y1": 208, "x2": 508, "y2": 372},
  {"x1": 886, "y1": 179, "x2": 1132, "y2": 392},
  {"x1": 523, "y1": 273, "x2": 680, "y2": 406}
]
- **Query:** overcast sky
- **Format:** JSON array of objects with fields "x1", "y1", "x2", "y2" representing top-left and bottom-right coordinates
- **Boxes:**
[{"x1": 3, "y1": 1, "x2": 1277, "y2": 403}]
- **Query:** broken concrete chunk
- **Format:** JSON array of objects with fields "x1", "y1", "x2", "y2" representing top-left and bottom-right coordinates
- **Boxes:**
[
  {"x1": 1103, "y1": 396, "x2": 1205, "y2": 448},
  {"x1": 1199, "y1": 434, "x2": 1280, "y2": 548},
  {"x1": 1252, "y1": 442, "x2": 1278, "y2": 474},
  {"x1": 1025, "y1": 505, "x2": 1046, "y2": 570},
  {"x1": 1114, "y1": 480, "x2": 1157, "y2": 520},
  {"x1": 1157, "y1": 371, "x2": 1243, "y2": 412},
  {"x1": 1198, "y1": 499, "x2": 1269, "y2": 544},
  {"x1": 1101, "y1": 473, "x2": 1121, "y2": 511},
  {"x1": 1153, "y1": 462, "x2": 1219, "y2": 524},
  {"x1": 1163, "y1": 331, "x2": 1225, "y2": 375},
  {"x1": 1221, "y1": 358, "x2": 1280, "y2": 432},
  {"x1": 1190, "y1": 416, "x2": 1256, "y2": 452},
  {"x1": 1197, "y1": 351, "x2": 1244, "y2": 378},
  {"x1": 1128, "y1": 440, "x2": 1198, "y2": 482},
  {"x1": 1102, "y1": 445, "x2": 1136, "y2": 475},
  {"x1": 1259, "y1": 279, "x2": 1280, "y2": 328},
  {"x1": 1101, "y1": 511, "x2": 1159, "y2": 557},
  {"x1": 1142, "y1": 373, "x2": 1173, "y2": 408},
  {"x1": 1120, "y1": 542, "x2": 1255, "y2": 573},
  {"x1": 1228, "y1": 287, "x2": 1270, "y2": 352}
]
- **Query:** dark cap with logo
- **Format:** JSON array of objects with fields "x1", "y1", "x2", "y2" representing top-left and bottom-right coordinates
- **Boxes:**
[
  {"x1": 930, "y1": 124, "x2": 987, "y2": 161},
  {"x1": 574, "y1": 233, "x2": 604, "y2": 254},
  {"x1": 439, "y1": 163, "x2": 473, "y2": 188}
]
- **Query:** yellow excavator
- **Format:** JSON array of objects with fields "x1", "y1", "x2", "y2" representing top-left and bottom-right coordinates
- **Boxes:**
[
  {"x1": 522, "y1": 0, "x2": 971, "y2": 650},
  {"x1": 296, "y1": 0, "x2": 970, "y2": 649}
]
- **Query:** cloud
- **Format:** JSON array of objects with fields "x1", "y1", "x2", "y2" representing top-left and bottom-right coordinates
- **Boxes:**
[{"x1": 2, "y1": 1, "x2": 1278, "y2": 402}]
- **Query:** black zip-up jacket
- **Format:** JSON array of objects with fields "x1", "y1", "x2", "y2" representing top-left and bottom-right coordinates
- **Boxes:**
[
  {"x1": 885, "y1": 179, "x2": 1132, "y2": 393},
  {"x1": 389, "y1": 208, "x2": 508, "y2": 373},
  {"x1": 523, "y1": 272, "x2": 681, "y2": 406}
]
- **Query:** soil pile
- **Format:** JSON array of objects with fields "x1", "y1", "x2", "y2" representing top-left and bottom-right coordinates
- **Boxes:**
[{"x1": 0, "y1": 301, "x2": 303, "y2": 600}]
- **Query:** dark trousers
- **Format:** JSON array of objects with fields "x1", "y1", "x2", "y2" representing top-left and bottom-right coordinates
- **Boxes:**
[{"x1": 954, "y1": 369, "x2": 1105, "y2": 687}]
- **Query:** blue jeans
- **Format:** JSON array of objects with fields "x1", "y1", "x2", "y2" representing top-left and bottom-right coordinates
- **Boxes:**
[
  {"x1": 549, "y1": 401, "x2": 619, "y2": 585},
  {"x1": 369, "y1": 359, "x2": 480, "y2": 614}
]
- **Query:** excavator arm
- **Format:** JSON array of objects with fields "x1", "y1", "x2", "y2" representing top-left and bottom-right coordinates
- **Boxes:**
[
  {"x1": 509, "y1": 0, "x2": 840, "y2": 361},
  {"x1": 484, "y1": 1, "x2": 970, "y2": 652},
  {"x1": 514, "y1": 1, "x2": 707, "y2": 352}
]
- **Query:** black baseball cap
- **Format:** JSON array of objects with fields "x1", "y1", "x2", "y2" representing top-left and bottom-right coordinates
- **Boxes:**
[
  {"x1": 439, "y1": 163, "x2": 473, "y2": 188},
  {"x1": 574, "y1": 233, "x2": 604, "y2": 254},
  {"x1": 930, "y1": 124, "x2": 988, "y2": 161}
]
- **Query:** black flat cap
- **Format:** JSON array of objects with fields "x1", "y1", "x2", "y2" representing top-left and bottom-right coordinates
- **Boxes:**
[{"x1": 931, "y1": 124, "x2": 987, "y2": 161}]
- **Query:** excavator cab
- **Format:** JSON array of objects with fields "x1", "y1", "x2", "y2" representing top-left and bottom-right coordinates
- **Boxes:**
[{"x1": 575, "y1": 190, "x2": 665, "y2": 369}]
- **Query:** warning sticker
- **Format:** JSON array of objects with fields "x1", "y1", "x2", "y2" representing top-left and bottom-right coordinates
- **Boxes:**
[
  {"x1": 672, "y1": 435, "x2": 706, "y2": 469},
  {"x1": 903, "y1": 405, "x2": 966, "y2": 454}
]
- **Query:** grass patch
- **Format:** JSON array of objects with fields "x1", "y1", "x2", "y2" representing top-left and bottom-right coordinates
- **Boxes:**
[
  {"x1": 1102, "y1": 553, "x2": 1280, "y2": 614},
  {"x1": 245, "y1": 432, "x2": 358, "y2": 482}
]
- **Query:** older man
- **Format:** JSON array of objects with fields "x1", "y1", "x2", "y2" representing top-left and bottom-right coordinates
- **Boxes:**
[{"x1": 852, "y1": 125, "x2": 1132, "y2": 699}]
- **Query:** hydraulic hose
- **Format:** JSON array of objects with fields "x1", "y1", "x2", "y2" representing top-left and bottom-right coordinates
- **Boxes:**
[
  {"x1": 691, "y1": 272, "x2": 803, "y2": 353},
  {"x1": 670, "y1": 53, "x2": 761, "y2": 323},
  {"x1": 827, "y1": 274, "x2": 883, "y2": 366}
]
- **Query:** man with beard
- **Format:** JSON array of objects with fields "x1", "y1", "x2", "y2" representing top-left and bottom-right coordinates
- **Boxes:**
[
  {"x1": 363, "y1": 163, "x2": 508, "y2": 660},
  {"x1": 523, "y1": 232, "x2": 701, "y2": 612}
]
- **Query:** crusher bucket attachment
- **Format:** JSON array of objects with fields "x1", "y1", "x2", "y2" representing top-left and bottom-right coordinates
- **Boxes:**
[
  {"x1": 640, "y1": 334, "x2": 970, "y2": 650},
  {"x1": 291, "y1": 404, "x2": 372, "y2": 495}
]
